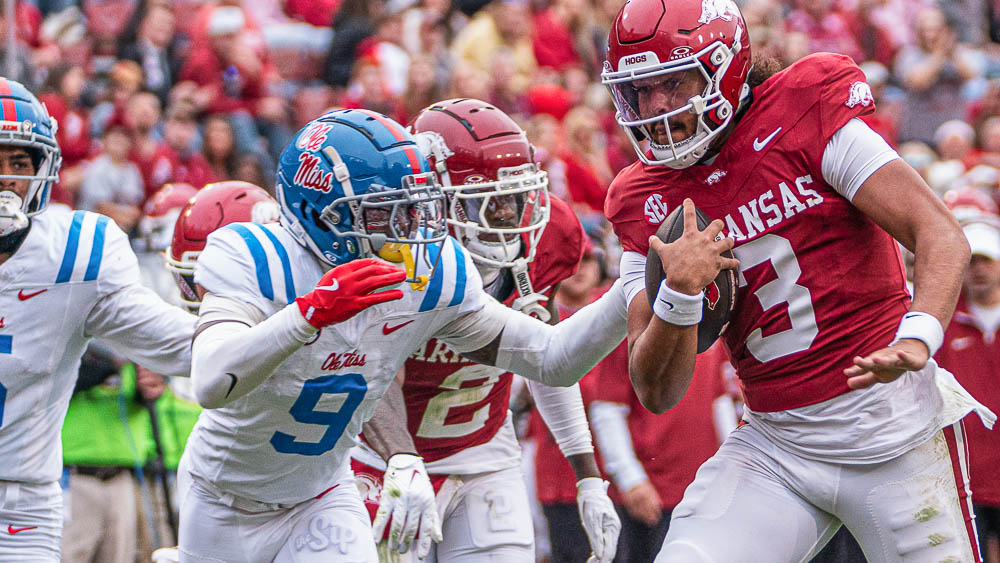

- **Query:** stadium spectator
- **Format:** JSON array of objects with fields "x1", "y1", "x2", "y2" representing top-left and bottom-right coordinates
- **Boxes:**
[
  {"x1": 142, "y1": 102, "x2": 214, "y2": 198},
  {"x1": 936, "y1": 221, "x2": 1000, "y2": 563},
  {"x1": 117, "y1": 1, "x2": 181, "y2": 105},
  {"x1": 785, "y1": 0, "x2": 865, "y2": 62},
  {"x1": 451, "y1": 0, "x2": 537, "y2": 89},
  {"x1": 39, "y1": 63, "x2": 93, "y2": 205},
  {"x1": 322, "y1": 0, "x2": 381, "y2": 88},
  {"x1": 78, "y1": 118, "x2": 145, "y2": 232},
  {"x1": 201, "y1": 114, "x2": 238, "y2": 181},
  {"x1": 893, "y1": 6, "x2": 987, "y2": 143}
]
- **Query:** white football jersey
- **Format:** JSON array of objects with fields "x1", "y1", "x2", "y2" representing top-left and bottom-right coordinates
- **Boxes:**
[
  {"x1": 186, "y1": 222, "x2": 490, "y2": 504},
  {"x1": 0, "y1": 210, "x2": 196, "y2": 484}
]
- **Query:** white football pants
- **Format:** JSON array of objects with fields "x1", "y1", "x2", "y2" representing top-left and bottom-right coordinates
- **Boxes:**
[{"x1": 656, "y1": 422, "x2": 980, "y2": 562}]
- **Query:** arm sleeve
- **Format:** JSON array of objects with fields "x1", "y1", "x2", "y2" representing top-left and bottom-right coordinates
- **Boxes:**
[
  {"x1": 481, "y1": 278, "x2": 628, "y2": 387},
  {"x1": 83, "y1": 221, "x2": 197, "y2": 378},
  {"x1": 820, "y1": 118, "x2": 900, "y2": 202},
  {"x1": 588, "y1": 401, "x2": 648, "y2": 492},
  {"x1": 619, "y1": 251, "x2": 647, "y2": 308},
  {"x1": 527, "y1": 380, "x2": 594, "y2": 457},
  {"x1": 191, "y1": 293, "x2": 317, "y2": 408}
]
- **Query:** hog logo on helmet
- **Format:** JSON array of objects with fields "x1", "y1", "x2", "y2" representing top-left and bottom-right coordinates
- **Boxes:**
[
  {"x1": 704, "y1": 280, "x2": 721, "y2": 310},
  {"x1": 699, "y1": 0, "x2": 738, "y2": 24},
  {"x1": 845, "y1": 81, "x2": 874, "y2": 108}
]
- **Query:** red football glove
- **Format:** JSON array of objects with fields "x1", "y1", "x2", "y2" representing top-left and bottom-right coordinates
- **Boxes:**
[{"x1": 296, "y1": 258, "x2": 407, "y2": 328}]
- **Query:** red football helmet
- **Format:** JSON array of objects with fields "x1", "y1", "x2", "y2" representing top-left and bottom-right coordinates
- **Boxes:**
[
  {"x1": 137, "y1": 183, "x2": 198, "y2": 252},
  {"x1": 166, "y1": 181, "x2": 280, "y2": 311},
  {"x1": 409, "y1": 98, "x2": 550, "y2": 269},
  {"x1": 602, "y1": 0, "x2": 752, "y2": 168}
]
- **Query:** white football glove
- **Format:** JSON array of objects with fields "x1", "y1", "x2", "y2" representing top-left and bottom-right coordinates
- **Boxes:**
[
  {"x1": 372, "y1": 454, "x2": 443, "y2": 560},
  {"x1": 577, "y1": 477, "x2": 621, "y2": 563},
  {"x1": 0, "y1": 191, "x2": 28, "y2": 237}
]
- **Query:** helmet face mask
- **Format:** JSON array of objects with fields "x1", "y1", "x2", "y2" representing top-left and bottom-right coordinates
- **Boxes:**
[
  {"x1": 445, "y1": 162, "x2": 550, "y2": 269},
  {"x1": 410, "y1": 99, "x2": 551, "y2": 271}
]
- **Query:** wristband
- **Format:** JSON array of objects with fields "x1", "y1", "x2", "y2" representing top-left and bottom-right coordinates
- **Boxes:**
[
  {"x1": 652, "y1": 280, "x2": 703, "y2": 326},
  {"x1": 892, "y1": 311, "x2": 944, "y2": 357}
]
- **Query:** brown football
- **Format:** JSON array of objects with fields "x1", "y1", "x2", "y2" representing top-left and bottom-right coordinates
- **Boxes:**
[{"x1": 645, "y1": 204, "x2": 737, "y2": 353}]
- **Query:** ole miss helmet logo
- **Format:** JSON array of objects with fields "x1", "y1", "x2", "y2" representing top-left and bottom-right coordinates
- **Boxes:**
[{"x1": 704, "y1": 281, "x2": 720, "y2": 310}]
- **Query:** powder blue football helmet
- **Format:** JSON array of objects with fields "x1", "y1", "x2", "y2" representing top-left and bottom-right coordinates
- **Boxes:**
[
  {"x1": 0, "y1": 77, "x2": 62, "y2": 215},
  {"x1": 276, "y1": 109, "x2": 447, "y2": 285}
]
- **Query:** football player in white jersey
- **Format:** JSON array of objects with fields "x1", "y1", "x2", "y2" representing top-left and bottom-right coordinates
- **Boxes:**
[
  {"x1": 180, "y1": 108, "x2": 627, "y2": 563},
  {"x1": 0, "y1": 77, "x2": 196, "y2": 561},
  {"x1": 352, "y1": 99, "x2": 620, "y2": 563}
]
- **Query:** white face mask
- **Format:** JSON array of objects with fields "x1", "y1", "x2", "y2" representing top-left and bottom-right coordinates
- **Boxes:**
[
  {"x1": 464, "y1": 234, "x2": 522, "y2": 279},
  {"x1": 0, "y1": 191, "x2": 29, "y2": 237}
]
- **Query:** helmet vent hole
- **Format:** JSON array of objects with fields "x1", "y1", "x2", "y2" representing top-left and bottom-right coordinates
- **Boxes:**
[
  {"x1": 469, "y1": 109, "x2": 479, "y2": 113},
  {"x1": 235, "y1": 193, "x2": 246, "y2": 200}
]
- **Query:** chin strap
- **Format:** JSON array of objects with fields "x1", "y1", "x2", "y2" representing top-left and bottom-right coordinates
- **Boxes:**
[
  {"x1": 378, "y1": 242, "x2": 429, "y2": 291},
  {"x1": 510, "y1": 257, "x2": 551, "y2": 322}
]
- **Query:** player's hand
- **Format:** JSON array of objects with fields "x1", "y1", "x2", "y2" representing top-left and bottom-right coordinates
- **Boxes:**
[
  {"x1": 295, "y1": 258, "x2": 406, "y2": 329},
  {"x1": 577, "y1": 477, "x2": 620, "y2": 563},
  {"x1": 622, "y1": 480, "x2": 662, "y2": 526},
  {"x1": 372, "y1": 454, "x2": 442, "y2": 559},
  {"x1": 650, "y1": 199, "x2": 738, "y2": 295},
  {"x1": 843, "y1": 338, "x2": 929, "y2": 390}
]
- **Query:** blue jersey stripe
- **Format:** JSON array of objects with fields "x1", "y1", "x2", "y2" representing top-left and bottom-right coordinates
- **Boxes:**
[
  {"x1": 83, "y1": 215, "x2": 110, "y2": 282},
  {"x1": 448, "y1": 239, "x2": 466, "y2": 307},
  {"x1": 0, "y1": 334, "x2": 11, "y2": 354},
  {"x1": 55, "y1": 211, "x2": 85, "y2": 283},
  {"x1": 227, "y1": 224, "x2": 274, "y2": 301},
  {"x1": 258, "y1": 226, "x2": 297, "y2": 303},
  {"x1": 418, "y1": 242, "x2": 445, "y2": 312}
]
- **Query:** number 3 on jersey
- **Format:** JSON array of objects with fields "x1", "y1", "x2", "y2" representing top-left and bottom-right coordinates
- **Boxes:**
[
  {"x1": 734, "y1": 234, "x2": 818, "y2": 361},
  {"x1": 270, "y1": 373, "x2": 367, "y2": 456}
]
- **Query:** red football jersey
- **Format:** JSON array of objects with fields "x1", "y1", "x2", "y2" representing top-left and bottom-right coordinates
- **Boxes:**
[
  {"x1": 398, "y1": 196, "x2": 586, "y2": 463},
  {"x1": 594, "y1": 343, "x2": 728, "y2": 508},
  {"x1": 606, "y1": 54, "x2": 911, "y2": 412},
  {"x1": 934, "y1": 298, "x2": 1000, "y2": 506}
]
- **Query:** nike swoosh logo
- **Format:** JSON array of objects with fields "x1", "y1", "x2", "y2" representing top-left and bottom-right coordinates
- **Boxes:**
[
  {"x1": 225, "y1": 373, "x2": 239, "y2": 398},
  {"x1": 753, "y1": 127, "x2": 782, "y2": 151},
  {"x1": 382, "y1": 320, "x2": 415, "y2": 335},
  {"x1": 7, "y1": 525, "x2": 37, "y2": 534},
  {"x1": 17, "y1": 288, "x2": 47, "y2": 301},
  {"x1": 657, "y1": 298, "x2": 675, "y2": 311}
]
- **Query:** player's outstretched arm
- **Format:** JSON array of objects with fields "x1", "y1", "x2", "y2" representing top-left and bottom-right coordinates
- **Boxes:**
[
  {"x1": 191, "y1": 259, "x2": 407, "y2": 408},
  {"x1": 364, "y1": 372, "x2": 442, "y2": 560},
  {"x1": 446, "y1": 278, "x2": 628, "y2": 387},
  {"x1": 844, "y1": 159, "x2": 969, "y2": 389},
  {"x1": 628, "y1": 199, "x2": 739, "y2": 413}
]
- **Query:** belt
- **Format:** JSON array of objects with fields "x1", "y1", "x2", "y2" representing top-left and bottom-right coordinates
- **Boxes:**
[{"x1": 69, "y1": 465, "x2": 130, "y2": 481}]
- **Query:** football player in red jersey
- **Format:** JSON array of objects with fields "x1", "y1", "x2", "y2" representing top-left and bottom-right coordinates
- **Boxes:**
[
  {"x1": 352, "y1": 99, "x2": 621, "y2": 562},
  {"x1": 601, "y1": 0, "x2": 995, "y2": 561},
  {"x1": 165, "y1": 181, "x2": 280, "y2": 312}
]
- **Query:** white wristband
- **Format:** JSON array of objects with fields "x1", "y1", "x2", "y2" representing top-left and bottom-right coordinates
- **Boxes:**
[
  {"x1": 892, "y1": 311, "x2": 944, "y2": 357},
  {"x1": 652, "y1": 280, "x2": 703, "y2": 326}
]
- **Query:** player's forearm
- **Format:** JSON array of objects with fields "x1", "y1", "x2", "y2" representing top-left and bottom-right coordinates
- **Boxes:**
[
  {"x1": 628, "y1": 303, "x2": 698, "y2": 414},
  {"x1": 192, "y1": 304, "x2": 315, "y2": 408},
  {"x1": 494, "y1": 279, "x2": 627, "y2": 387},
  {"x1": 909, "y1": 222, "x2": 969, "y2": 329},
  {"x1": 362, "y1": 375, "x2": 419, "y2": 460},
  {"x1": 589, "y1": 401, "x2": 649, "y2": 492},
  {"x1": 528, "y1": 379, "x2": 594, "y2": 458}
]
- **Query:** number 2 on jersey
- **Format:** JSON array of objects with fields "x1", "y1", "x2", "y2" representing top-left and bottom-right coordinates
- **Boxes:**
[
  {"x1": 270, "y1": 373, "x2": 367, "y2": 456},
  {"x1": 734, "y1": 234, "x2": 818, "y2": 361}
]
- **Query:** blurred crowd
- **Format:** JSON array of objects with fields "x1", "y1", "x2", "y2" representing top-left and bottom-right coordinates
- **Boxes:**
[
  {"x1": 8, "y1": 0, "x2": 999, "y2": 561},
  {"x1": 2, "y1": 0, "x2": 997, "y2": 240}
]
